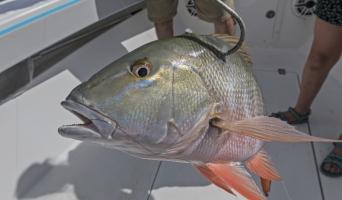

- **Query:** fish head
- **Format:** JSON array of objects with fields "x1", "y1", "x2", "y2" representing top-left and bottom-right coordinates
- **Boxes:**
[{"x1": 58, "y1": 38, "x2": 212, "y2": 157}]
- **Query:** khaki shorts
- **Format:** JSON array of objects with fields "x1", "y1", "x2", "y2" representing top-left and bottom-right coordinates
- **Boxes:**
[{"x1": 146, "y1": 0, "x2": 235, "y2": 23}]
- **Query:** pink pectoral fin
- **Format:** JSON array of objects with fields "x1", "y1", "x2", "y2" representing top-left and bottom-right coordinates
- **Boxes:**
[{"x1": 213, "y1": 116, "x2": 342, "y2": 143}]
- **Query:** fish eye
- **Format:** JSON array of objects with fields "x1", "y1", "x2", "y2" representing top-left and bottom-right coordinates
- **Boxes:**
[{"x1": 130, "y1": 58, "x2": 152, "y2": 78}]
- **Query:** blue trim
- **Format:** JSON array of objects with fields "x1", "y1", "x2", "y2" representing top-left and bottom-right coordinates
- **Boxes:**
[{"x1": 0, "y1": 0, "x2": 80, "y2": 37}]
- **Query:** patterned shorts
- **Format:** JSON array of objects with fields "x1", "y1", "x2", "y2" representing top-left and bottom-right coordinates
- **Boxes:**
[{"x1": 314, "y1": 0, "x2": 342, "y2": 26}]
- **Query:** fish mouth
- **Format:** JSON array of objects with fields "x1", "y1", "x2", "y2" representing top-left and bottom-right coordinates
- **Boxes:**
[{"x1": 58, "y1": 100, "x2": 116, "y2": 141}]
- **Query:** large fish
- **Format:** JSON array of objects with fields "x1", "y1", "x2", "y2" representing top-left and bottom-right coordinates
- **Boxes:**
[{"x1": 59, "y1": 33, "x2": 340, "y2": 200}]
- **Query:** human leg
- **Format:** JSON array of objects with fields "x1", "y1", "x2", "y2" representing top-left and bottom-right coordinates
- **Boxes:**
[
  {"x1": 154, "y1": 20, "x2": 174, "y2": 39},
  {"x1": 214, "y1": 17, "x2": 235, "y2": 35},
  {"x1": 146, "y1": 0, "x2": 178, "y2": 39},
  {"x1": 271, "y1": 18, "x2": 342, "y2": 124},
  {"x1": 195, "y1": 0, "x2": 236, "y2": 35},
  {"x1": 294, "y1": 18, "x2": 342, "y2": 114}
]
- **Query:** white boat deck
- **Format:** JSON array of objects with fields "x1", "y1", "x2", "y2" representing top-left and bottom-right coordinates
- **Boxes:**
[{"x1": 1, "y1": 8, "x2": 342, "y2": 200}]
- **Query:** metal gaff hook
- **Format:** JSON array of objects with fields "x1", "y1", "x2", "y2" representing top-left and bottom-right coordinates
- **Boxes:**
[{"x1": 215, "y1": 0, "x2": 246, "y2": 55}]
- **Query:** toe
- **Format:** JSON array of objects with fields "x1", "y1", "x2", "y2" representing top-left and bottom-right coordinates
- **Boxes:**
[
  {"x1": 323, "y1": 163, "x2": 332, "y2": 171},
  {"x1": 330, "y1": 165, "x2": 337, "y2": 173}
]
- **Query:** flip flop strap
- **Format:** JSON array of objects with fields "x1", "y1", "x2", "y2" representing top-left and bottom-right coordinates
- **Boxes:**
[
  {"x1": 334, "y1": 141, "x2": 342, "y2": 148},
  {"x1": 288, "y1": 107, "x2": 310, "y2": 119},
  {"x1": 323, "y1": 152, "x2": 342, "y2": 168}
]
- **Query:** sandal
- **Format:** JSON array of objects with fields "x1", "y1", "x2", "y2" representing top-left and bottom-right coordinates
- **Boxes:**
[
  {"x1": 320, "y1": 141, "x2": 342, "y2": 177},
  {"x1": 270, "y1": 107, "x2": 311, "y2": 124}
]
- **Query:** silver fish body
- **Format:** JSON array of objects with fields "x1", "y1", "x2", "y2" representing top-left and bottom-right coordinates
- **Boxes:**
[{"x1": 59, "y1": 33, "x2": 264, "y2": 164}]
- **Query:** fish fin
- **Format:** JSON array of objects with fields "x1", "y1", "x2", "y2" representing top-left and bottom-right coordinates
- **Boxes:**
[
  {"x1": 212, "y1": 116, "x2": 342, "y2": 143},
  {"x1": 260, "y1": 178, "x2": 272, "y2": 197},
  {"x1": 212, "y1": 34, "x2": 252, "y2": 65},
  {"x1": 245, "y1": 150, "x2": 282, "y2": 181},
  {"x1": 195, "y1": 165, "x2": 235, "y2": 195},
  {"x1": 245, "y1": 150, "x2": 282, "y2": 196},
  {"x1": 199, "y1": 163, "x2": 266, "y2": 200}
]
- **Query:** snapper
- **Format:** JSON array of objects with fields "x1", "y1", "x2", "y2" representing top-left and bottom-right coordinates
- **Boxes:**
[{"x1": 58, "y1": 33, "x2": 341, "y2": 200}]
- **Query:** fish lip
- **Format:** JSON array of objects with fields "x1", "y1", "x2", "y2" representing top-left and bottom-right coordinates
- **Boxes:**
[
  {"x1": 59, "y1": 100, "x2": 116, "y2": 140},
  {"x1": 58, "y1": 125, "x2": 103, "y2": 141}
]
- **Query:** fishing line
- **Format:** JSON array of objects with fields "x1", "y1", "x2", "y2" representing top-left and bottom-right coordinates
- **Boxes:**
[{"x1": 281, "y1": 180, "x2": 295, "y2": 200}]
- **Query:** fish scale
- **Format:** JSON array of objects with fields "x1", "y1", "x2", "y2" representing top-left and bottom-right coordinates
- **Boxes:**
[
  {"x1": 145, "y1": 36, "x2": 266, "y2": 162},
  {"x1": 59, "y1": 33, "x2": 341, "y2": 200}
]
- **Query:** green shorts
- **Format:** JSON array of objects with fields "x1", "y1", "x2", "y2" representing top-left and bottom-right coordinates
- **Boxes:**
[
  {"x1": 146, "y1": 0, "x2": 235, "y2": 23},
  {"x1": 314, "y1": 0, "x2": 342, "y2": 26}
]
